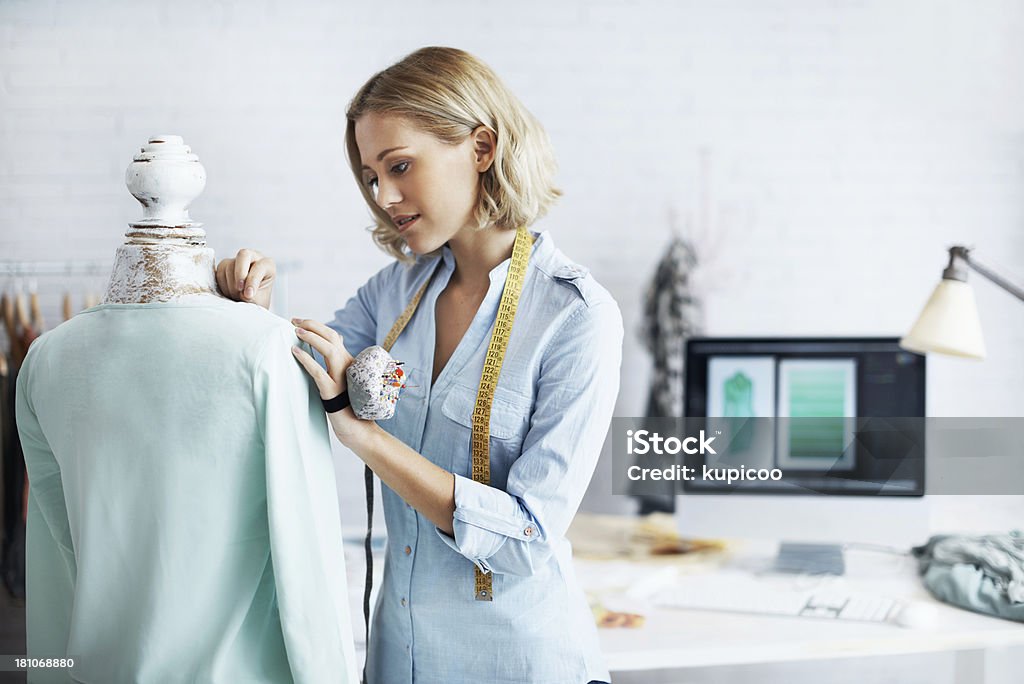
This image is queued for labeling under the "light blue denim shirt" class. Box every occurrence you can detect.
[328,230,622,684]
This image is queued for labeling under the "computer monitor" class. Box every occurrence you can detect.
[675,337,930,571]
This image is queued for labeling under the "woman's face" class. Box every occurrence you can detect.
[355,113,483,255]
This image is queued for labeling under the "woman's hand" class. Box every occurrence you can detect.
[215,249,276,309]
[289,318,371,446]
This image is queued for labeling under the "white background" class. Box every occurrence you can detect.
[3,2,1023,681]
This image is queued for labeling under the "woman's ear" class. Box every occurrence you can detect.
[471,126,496,173]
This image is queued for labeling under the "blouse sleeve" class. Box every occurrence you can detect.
[17,348,78,676]
[434,297,624,576]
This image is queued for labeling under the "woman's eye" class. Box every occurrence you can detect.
[365,177,379,195]
[391,161,409,175]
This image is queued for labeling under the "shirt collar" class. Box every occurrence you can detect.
[438,230,553,282]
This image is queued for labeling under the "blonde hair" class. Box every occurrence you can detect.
[345,46,561,261]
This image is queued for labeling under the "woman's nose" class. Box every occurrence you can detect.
[375,177,401,208]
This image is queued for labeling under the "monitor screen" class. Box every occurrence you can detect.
[682,337,926,497]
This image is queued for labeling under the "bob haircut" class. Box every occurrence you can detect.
[345,46,561,262]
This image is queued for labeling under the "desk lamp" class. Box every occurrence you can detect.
[900,246,1024,359]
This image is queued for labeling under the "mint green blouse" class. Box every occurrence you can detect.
[16,295,358,684]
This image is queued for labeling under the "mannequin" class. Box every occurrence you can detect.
[16,136,358,684]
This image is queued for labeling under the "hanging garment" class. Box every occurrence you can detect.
[0,353,12,597]
[16,294,358,684]
[62,292,73,323]
[640,236,703,417]
[634,237,704,513]
[0,351,6,546]
[1,309,33,600]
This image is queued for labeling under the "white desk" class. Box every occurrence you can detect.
[575,540,1024,684]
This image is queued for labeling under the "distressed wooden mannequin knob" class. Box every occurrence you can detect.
[125,134,207,236]
[105,135,218,303]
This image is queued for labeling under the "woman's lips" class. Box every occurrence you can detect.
[395,215,420,234]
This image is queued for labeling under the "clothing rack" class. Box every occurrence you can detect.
[0,260,112,278]
[0,260,299,276]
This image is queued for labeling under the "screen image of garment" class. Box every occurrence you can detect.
[16,294,357,684]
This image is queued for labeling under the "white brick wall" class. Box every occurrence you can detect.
[3,2,1023,679]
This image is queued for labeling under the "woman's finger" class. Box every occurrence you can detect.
[293,326,346,377]
[233,249,262,294]
[292,318,345,348]
[214,261,230,298]
[291,346,339,398]
[293,325,333,357]
[294,346,361,441]
[215,259,239,299]
[243,259,276,302]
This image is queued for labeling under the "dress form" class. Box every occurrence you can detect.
[105,135,218,304]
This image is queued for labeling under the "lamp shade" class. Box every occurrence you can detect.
[900,279,986,359]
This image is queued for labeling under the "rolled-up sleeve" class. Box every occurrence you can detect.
[435,298,624,576]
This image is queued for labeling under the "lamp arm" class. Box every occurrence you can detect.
[954,246,1024,303]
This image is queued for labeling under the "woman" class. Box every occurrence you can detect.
[218,47,622,684]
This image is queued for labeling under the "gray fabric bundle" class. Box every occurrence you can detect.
[912,530,1024,622]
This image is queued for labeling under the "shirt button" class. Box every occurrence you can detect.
[400,597,407,607]
[524,526,534,537]
[404,545,412,555]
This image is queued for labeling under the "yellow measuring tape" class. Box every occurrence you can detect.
[381,226,533,601]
